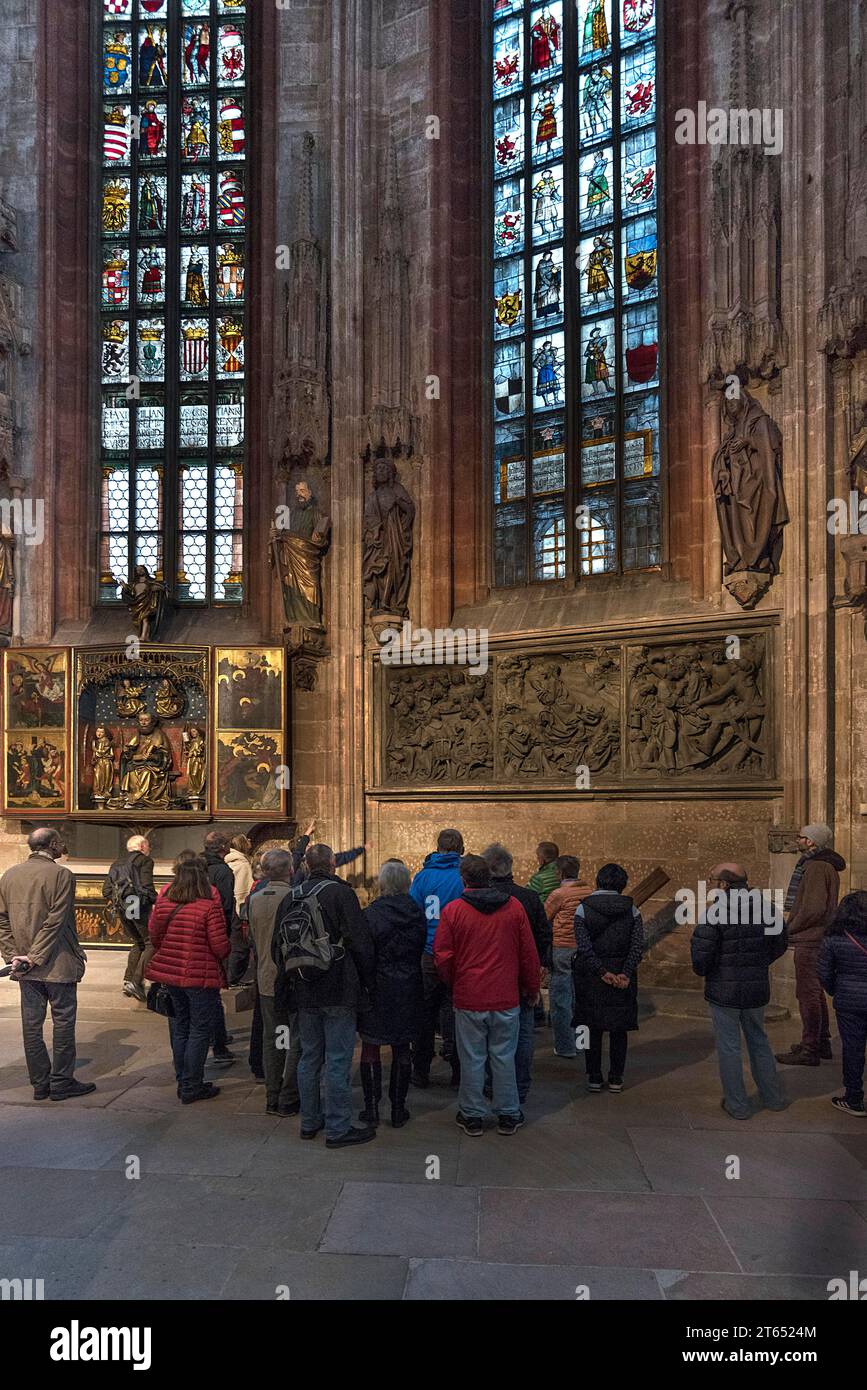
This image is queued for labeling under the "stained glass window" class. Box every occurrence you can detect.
[99,0,248,606]
[491,0,661,585]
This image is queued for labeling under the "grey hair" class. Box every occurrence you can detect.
[28,827,60,853]
[127,834,148,852]
[378,858,410,896]
[261,848,292,879]
[481,842,513,878]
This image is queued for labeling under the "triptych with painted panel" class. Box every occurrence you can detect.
[100,0,248,607]
[491,0,661,585]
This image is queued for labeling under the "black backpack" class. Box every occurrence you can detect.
[272,880,345,977]
[103,855,147,922]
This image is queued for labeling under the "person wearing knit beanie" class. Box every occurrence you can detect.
[799,824,833,851]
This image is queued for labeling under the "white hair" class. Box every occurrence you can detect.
[127,834,149,852]
[378,859,411,896]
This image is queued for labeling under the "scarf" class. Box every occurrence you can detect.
[784,851,813,913]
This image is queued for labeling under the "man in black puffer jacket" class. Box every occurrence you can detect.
[691,862,788,1119]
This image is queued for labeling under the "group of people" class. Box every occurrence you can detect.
[0,822,865,1138]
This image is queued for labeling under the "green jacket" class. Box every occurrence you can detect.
[528,860,560,905]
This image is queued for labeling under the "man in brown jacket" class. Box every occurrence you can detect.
[544,855,592,1058]
[0,827,94,1101]
[776,823,846,1067]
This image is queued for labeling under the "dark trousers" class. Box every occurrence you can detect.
[123,920,154,986]
[249,986,264,1077]
[836,1006,867,1107]
[226,924,250,986]
[794,945,830,1055]
[19,979,78,1089]
[260,993,300,1105]
[585,1027,628,1082]
[167,986,221,1097]
[212,998,230,1053]
[412,952,457,1078]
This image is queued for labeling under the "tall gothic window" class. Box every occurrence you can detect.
[99,0,247,607]
[491,0,661,586]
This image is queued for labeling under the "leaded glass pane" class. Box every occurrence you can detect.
[100,0,248,605]
[491,1,661,580]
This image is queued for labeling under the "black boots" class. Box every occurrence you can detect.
[358,1060,382,1124]
[389,1057,412,1128]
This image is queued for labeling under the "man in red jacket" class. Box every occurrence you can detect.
[434,854,540,1136]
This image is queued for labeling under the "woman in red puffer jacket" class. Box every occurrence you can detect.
[147,855,230,1105]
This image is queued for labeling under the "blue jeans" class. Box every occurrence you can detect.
[549,946,577,1055]
[166,986,221,1097]
[515,1001,535,1101]
[708,1003,785,1118]
[297,1006,358,1139]
[455,1007,521,1119]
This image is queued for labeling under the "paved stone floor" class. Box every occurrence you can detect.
[1,956,866,1300]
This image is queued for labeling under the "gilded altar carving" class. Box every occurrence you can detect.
[378,632,773,789]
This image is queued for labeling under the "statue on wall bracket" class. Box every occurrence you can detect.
[271,476,331,638]
[362,452,416,623]
[711,386,789,609]
[121,565,168,641]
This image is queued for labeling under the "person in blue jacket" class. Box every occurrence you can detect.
[409,828,465,1088]
[818,891,867,1117]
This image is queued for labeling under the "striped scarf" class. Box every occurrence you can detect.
[784,852,813,914]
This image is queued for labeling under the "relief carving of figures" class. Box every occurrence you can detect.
[711,389,789,608]
[272,477,331,632]
[498,651,620,779]
[386,668,493,783]
[362,456,415,619]
[627,639,768,777]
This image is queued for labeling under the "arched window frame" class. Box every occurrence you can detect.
[488,0,665,590]
[97,0,251,610]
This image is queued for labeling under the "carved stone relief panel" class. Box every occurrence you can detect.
[625,633,770,779]
[377,630,773,790]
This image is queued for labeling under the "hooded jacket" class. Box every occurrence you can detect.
[433,886,541,1011]
[818,923,867,1015]
[787,849,846,945]
[225,848,253,914]
[491,874,553,966]
[360,893,427,1044]
[690,884,788,1010]
[572,891,644,1033]
[409,851,464,953]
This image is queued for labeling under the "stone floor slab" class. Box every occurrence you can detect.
[221,1250,409,1300]
[0,1168,132,1239]
[0,1105,163,1169]
[706,1196,867,1276]
[405,1258,663,1300]
[89,1172,343,1251]
[0,1235,240,1300]
[478,1189,739,1271]
[94,1110,276,1177]
[456,1116,650,1191]
[628,1126,867,1199]
[320,1180,479,1258]
[243,1119,462,1185]
[659,1270,835,1300]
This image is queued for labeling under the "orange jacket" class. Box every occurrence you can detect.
[545,880,593,949]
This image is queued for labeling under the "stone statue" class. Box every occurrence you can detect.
[711,390,789,606]
[0,527,14,637]
[182,724,206,803]
[121,565,167,640]
[91,724,116,804]
[362,456,415,618]
[272,478,331,631]
[120,710,173,809]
